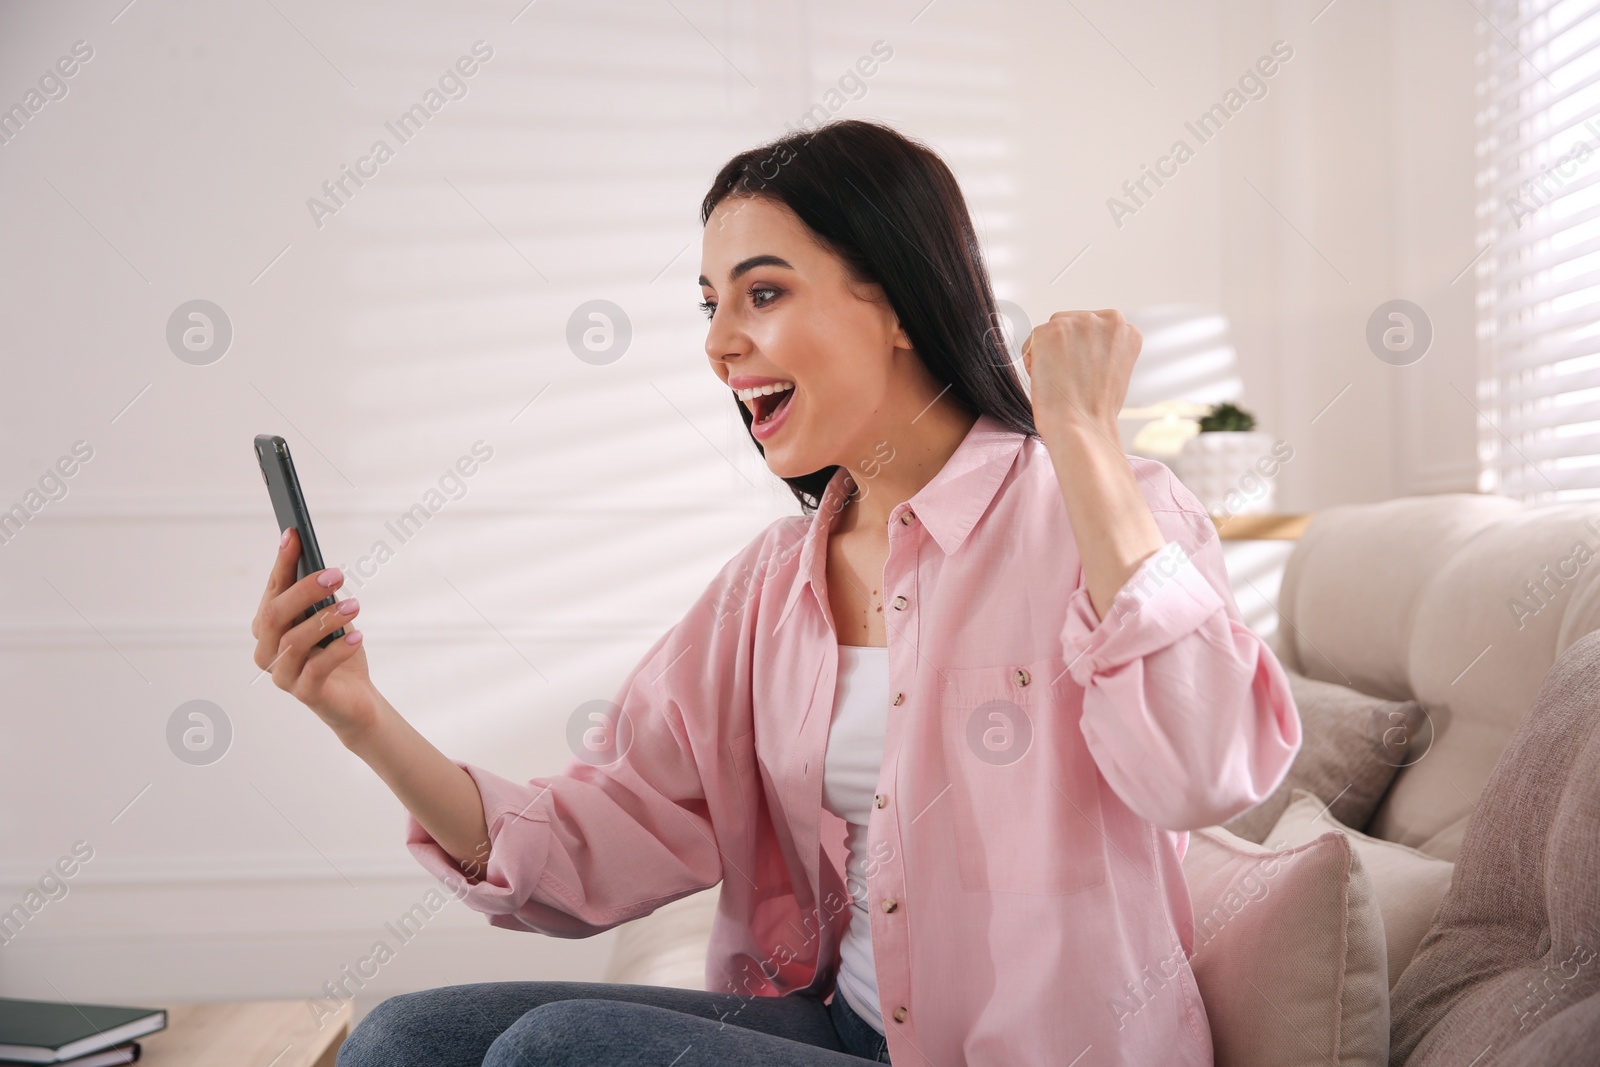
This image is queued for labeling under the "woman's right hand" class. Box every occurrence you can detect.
[252,528,379,745]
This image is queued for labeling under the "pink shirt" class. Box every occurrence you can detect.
[406,412,1302,1066]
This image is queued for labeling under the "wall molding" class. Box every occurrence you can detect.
[0,621,669,649]
[11,495,783,521]
[0,852,427,890]
[0,922,616,1007]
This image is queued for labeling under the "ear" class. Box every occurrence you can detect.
[888,313,913,352]
[860,276,911,351]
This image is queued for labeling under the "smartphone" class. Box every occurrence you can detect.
[254,434,345,649]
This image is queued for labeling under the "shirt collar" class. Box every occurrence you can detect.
[771,411,1028,635]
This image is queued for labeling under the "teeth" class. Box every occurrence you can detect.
[734,381,795,404]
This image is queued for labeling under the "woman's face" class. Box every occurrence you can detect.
[700,195,911,480]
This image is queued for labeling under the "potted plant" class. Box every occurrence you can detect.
[1173,402,1279,517]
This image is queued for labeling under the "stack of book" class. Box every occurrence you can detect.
[0,998,165,1065]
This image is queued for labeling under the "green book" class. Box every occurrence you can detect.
[0,999,165,1064]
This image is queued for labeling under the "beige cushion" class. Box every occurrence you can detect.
[601,885,720,988]
[1273,494,1519,698]
[1389,628,1600,1067]
[1274,494,1600,863]
[1372,505,1600,859]
[1265,789,1454,990]
[1182,824,1389,1066]
[1223,671,1424,844]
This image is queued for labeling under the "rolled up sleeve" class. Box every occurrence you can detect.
[405,531,773,938]
[404,746,721,939]
[1063,511,1302,832]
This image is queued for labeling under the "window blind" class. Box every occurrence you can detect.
[1478,0,1600,502]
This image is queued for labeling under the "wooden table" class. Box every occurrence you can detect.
[138,1000,351,1067]
[1212,512,1312,540]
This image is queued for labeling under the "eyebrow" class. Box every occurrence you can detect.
[698,254,794,288]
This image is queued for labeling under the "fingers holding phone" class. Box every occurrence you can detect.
[252,527,379,741]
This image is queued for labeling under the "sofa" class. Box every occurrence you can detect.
[600,493,1600,1065]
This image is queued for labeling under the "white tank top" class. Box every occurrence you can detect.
[820,642,891,1035]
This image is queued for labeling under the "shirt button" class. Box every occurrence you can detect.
[893,1007,908,1023]
[892,692,904,706]
[900,510,915,525]
[1014,667,1031,687]
[882,897,898,913]
[875,793,887,808]
[892,595,908,611]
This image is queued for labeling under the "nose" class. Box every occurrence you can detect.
[705,309,749,367]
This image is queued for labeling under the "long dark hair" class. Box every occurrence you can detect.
[700,119,1037,514]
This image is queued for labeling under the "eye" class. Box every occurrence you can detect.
[749,285,780,308]
[697,299,716,321]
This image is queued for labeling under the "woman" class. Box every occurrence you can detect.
[254,119,1301,1066]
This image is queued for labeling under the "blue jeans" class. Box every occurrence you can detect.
[338,980,893,1066]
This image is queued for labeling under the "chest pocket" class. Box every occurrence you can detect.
[936,659,1108,895]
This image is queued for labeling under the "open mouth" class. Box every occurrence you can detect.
[738,381,796,426]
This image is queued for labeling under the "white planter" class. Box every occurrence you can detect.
[1173,431,1277,517]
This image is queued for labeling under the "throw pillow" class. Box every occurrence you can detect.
[1266,788,1455,990]
[1183,824,1389,1066]
[1223,669,1426,843]
[1389,628,1600,1067]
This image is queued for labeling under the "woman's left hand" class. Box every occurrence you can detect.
[1020,309,1143,441]
[1020,308,1165,621]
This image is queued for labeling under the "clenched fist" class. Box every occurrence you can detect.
[1020,309,1143,441]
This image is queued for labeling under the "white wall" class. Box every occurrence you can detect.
[0,0,1479,1011]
